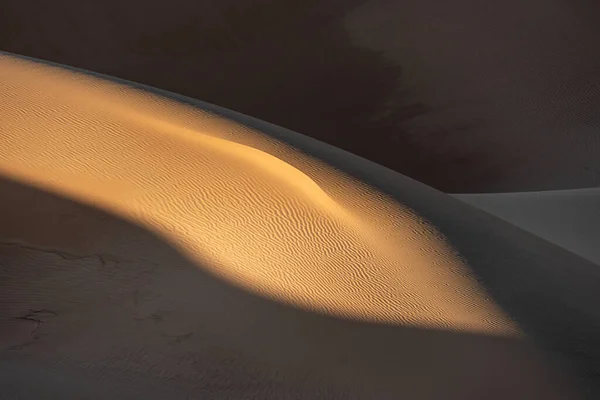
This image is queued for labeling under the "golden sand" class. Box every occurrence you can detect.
[0,54,518,335]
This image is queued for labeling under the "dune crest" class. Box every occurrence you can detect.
[0,54,518,335]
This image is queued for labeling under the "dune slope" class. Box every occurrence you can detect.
[455,188,600,266]
[2,0,600,192]
[1,53,600,398]
[0,54,514,333]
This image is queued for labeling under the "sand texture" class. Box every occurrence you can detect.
[1,0,600,192]
[1,53,599,398]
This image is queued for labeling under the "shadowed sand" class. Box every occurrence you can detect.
[455,188,600,266]
[1,53,599,398]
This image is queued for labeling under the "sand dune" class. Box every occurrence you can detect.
[0,54,515,334]
[455,188,600,266]
[2,0,600,192]
[1,53,600,398]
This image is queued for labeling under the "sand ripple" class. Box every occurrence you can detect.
[0,54,518,335]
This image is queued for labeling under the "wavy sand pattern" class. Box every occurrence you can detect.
[1,54,597,398]
[0,54,516,334]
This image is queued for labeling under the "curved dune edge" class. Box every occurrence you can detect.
[0,54,520,336]
[455,188,600,266]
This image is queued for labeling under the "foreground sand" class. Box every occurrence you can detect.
[455,188,600,266]
[0,53,599,398]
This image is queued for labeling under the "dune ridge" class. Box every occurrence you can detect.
[0,54,517,334]
[3,0,600,192]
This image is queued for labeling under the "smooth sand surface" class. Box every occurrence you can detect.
[1,53,600,398]
[455,188,600,266]
[2,0,600,193]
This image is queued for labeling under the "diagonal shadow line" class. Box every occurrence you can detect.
[0,170,587,398]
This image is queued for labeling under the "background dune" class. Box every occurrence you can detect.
[2,0,600,192]
[455,188,600,265]
[1,53,600,398]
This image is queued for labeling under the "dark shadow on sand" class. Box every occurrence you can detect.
[0,174,590,398]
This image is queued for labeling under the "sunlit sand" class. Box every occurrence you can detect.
[1,53,597,398]
[0,54,517,334]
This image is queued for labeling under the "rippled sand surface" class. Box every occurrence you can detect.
[0,54,597,399]
[0,54,517,334]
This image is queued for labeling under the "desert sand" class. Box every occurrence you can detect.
[2,0,600,193]
[456,188,600,266]
[1,53,599,398]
